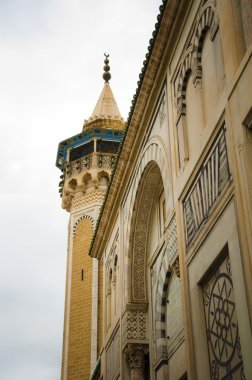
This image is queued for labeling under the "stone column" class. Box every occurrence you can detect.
[125,344,148,380]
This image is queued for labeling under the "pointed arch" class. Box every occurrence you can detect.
[177,48,193,115]
[123,139,172,302]
[192,1,216,83]
[176,1,217,113]
[73,214,95,236]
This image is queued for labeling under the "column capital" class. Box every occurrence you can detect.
[125,343,149,370]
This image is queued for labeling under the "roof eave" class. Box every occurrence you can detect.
[89,0,191,259]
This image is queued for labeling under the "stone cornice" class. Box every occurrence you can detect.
[89,0,191,259]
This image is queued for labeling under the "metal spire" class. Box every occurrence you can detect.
[102,53,111,83]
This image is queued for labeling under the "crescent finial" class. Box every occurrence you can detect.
[103,53,111,83]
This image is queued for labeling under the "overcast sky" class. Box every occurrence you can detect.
[0,1,162,379]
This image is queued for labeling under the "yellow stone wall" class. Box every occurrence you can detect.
[66,218,93,380]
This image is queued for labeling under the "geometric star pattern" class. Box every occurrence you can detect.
[209,274,237,365]
[202,254,245,380]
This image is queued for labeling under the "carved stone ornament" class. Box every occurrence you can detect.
[202,254,245,379]
[125,344,149,370]
[122,306,148,346]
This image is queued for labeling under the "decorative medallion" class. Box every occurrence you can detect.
[202,255,245,379]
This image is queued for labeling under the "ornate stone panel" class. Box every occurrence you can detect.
[122,306,148,348]
[202,254,245,379]
[183,126,231,246]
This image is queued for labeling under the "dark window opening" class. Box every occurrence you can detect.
[69,141,94,161]
[96,140,119,154]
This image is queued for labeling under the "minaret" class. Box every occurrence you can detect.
[56,55,125,380]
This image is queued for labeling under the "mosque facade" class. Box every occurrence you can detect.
[56,0,252,379]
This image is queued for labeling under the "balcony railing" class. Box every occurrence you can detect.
[65,152,117,177]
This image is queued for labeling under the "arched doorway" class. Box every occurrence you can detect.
[124,161,166,380]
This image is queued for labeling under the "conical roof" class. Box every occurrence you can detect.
[91,83,122,119]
